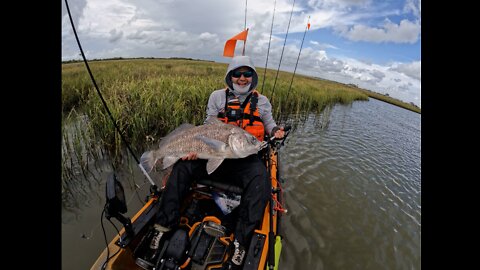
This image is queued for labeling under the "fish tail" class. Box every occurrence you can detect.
[140,150,158,173]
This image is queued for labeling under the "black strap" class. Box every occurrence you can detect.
[224,88,253,109]
[249,93,258,125]
[219,89,261,124]
[242,114,262,122]
[241,92,253,108]
[224,88,230,112]
[217,112,261,122]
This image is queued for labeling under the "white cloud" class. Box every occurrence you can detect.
[109,29,123,42]
[280,53,421,106]
[389,61,421,80]
[62,0,88,29]
[310,40,338,49]
[404,0,421,18]
[79,0,137,38]
[126,30,147,40]
[199,32,218,41]
[307,0,372,9]
[62,0,421,106]
[339,19,420,43]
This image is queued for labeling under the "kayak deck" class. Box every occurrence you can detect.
[91,148,284,270]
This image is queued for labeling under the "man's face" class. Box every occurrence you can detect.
[231,67,253,86]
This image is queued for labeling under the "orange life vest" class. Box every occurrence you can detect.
[217,89,265,141]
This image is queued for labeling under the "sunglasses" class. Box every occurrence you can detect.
[231,70,253,78]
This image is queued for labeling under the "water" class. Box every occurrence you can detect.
[61,98,421,269]
[279,98,420,269]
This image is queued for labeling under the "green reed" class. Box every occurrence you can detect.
[62,58,368,172]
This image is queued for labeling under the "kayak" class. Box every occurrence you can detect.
[90,134,288,270]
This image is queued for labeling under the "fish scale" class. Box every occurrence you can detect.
[160,125,232,156]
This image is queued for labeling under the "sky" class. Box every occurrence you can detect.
[62,0,421,107]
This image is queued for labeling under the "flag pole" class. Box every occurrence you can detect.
[242,29,248,56]
[243,0,248,56]
[242,28,248,56]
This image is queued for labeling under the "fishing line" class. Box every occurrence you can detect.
[64,0,156,188]
[269,0,296,104]
[243,0,248,56]
[286,16,310,100]
[65,1,157,255]
[280,16,310,122]
[261,0,277,93]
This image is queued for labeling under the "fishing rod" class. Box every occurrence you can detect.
[279,16,310,122]
[64,0,156,188]
[261,0,277,92]
[269,0,296,104]
[244,0,248,30]
[243,0,248,55]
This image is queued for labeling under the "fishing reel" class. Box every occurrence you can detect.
[262,125,292,149]
[276,125,291,148]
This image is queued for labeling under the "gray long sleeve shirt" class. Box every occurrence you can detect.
[205,89,277,135]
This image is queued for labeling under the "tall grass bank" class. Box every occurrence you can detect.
[61,58,368,181]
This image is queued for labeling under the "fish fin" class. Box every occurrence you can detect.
[140,150,158,173]
[162,156,179,169]
[206,158,224,174]
[175,123,196,130]
[195,135,227,152]
[159,123,196,148]
[205,118,223,125]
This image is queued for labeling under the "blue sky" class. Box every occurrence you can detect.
[62,0,421,106]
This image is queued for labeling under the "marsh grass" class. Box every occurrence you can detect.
[62,58,368,179]
[352,87,421,113]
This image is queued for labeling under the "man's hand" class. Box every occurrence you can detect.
[181,152,198,160]
[274,127,285,139]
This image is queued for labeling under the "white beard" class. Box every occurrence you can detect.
[232,83,251,95]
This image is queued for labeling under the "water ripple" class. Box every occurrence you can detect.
[280,99,420,269]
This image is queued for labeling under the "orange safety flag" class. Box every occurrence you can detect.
[307,22,311,30]
[223,29,249,57]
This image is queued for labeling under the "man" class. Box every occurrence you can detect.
[150,55,285,269]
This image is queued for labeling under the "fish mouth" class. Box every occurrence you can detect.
[260,141,268,150]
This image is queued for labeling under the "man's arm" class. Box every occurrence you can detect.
[257,95,277,135]
[204,89,225,124]
[258,95,285,138]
